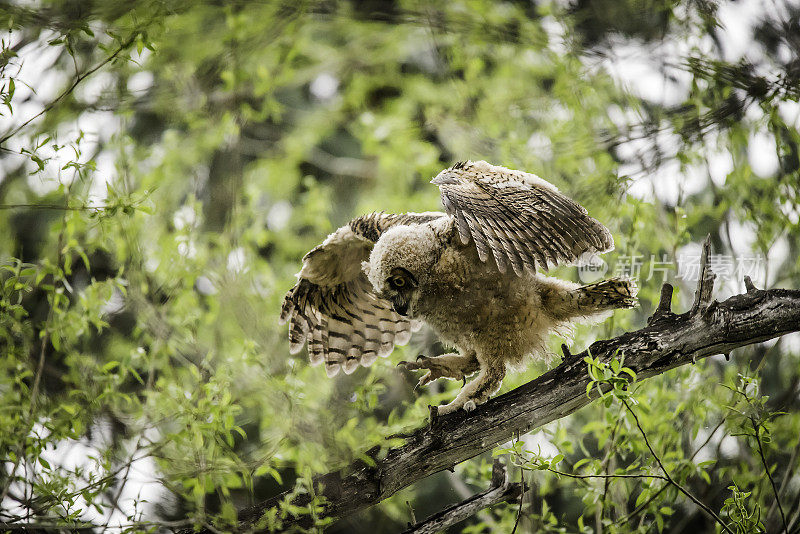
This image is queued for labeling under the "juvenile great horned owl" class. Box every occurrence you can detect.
[280,161,637,415]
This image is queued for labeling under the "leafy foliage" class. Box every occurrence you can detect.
[0,0,798,533]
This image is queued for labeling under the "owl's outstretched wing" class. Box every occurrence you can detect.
[432,160,614,275]
[279,211,444,377]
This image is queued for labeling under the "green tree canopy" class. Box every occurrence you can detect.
[0,0,798,532]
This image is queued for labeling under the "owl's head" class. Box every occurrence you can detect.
[364,224,439,317]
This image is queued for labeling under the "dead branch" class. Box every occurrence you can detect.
[399,459,523,534]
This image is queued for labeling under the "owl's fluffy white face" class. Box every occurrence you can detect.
[365,224,439,315]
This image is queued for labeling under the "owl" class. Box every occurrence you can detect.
[280,160,637,415]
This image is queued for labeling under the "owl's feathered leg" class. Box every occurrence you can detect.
[540,277,638,321]
[398,350,479,387]
[435,359,506,415]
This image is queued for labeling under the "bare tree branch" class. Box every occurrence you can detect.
[193,237,800,532]
[399,459,522,534]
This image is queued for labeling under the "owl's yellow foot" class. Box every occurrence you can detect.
[435,398,478,415]
[434,361,505,415]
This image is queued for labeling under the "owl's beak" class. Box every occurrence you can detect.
[392,300,409,316]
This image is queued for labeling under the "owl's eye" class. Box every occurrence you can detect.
[389,276,406,289]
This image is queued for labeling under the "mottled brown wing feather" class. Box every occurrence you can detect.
[435,162,614,275]
[279,211,441,376]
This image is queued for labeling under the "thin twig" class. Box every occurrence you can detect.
[598,414,624,531]
[613,417,728,529]
[622,399,735,534]
[0,182,74,506]
[767,436,800,526]
[689,418,727,461]
[611,484,670,528]
[751,417,789,533]
[510,467,524,534]
[547,469,668,481]
[0,203,107,211]
[785,484,800,533]
[101,436,147,530]
[0,34,137,147]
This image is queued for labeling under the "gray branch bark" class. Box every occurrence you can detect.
[400,459,523,534]
[204,238,800,532]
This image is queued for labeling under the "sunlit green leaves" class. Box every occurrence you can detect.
[0,0,798,532]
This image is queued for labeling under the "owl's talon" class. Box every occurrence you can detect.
[463,400,476,412]
[415,371,434,390]
[436,401,465,415]
[428,405,439,425]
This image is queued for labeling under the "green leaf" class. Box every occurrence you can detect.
[635,489,650,508]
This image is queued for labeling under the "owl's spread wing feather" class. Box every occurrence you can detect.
[279,211,442,376]
[433,160,614,275]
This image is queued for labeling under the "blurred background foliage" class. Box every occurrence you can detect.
[0,0,798,532]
